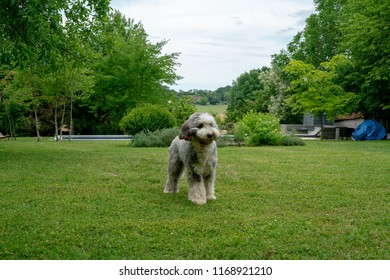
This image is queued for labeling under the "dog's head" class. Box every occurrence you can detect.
[179,112,220,144]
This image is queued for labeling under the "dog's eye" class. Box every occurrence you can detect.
[198,124,204,129]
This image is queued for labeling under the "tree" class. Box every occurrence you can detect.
[3,66,47,140]
[0,0,111,138]
[0,0,110,68]
[281,0,390,128]
[0,69,24,138]
[88,11,181,133]
[168,97,197,125]
[1,5,182,136]
[340,0,390,126]
[261,66,301,124]
[284,56,357,137]
[287,0,345,67]
[227,67,269,121]
[45,61,94,140]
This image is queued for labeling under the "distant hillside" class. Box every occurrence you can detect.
[196,104,228,114]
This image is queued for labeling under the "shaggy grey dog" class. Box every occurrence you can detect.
[164,112,219,205]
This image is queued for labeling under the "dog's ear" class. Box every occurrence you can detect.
[179,120,196,140]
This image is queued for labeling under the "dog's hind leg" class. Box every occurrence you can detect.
[164,156,184,194]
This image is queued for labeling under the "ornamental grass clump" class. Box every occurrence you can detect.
[131,127,180,147]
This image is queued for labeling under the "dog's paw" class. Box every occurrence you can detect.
[207,195,216,201]
[164,186,179,193]
[164,189,179,194]
[190,198,207,205]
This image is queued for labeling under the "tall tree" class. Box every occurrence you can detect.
[88,11,181,133]
[0,0,111,137]
[284,55,357,135]
[340,0,390,125]
[287,0,345,67]
[227,67,269,121]
[0,0,110,67]
[3,67,46,140]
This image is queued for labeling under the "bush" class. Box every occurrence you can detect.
[131,127,180,147]
[282,133,305,146]
[119,104,176,135]
[168,97,197,125]
[234,112,283,146]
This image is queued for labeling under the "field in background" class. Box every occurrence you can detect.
[0,139,389,259]
[196,104,228,114]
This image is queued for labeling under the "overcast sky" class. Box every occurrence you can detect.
[110,0,315,91]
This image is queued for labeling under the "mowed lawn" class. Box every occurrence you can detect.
[0,138,389,260]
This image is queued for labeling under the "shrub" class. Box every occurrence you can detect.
[234,112,283,146]
[168,97,197,125]
[119,104,176,135]
[282,133,305,146]
[131,127,180,147]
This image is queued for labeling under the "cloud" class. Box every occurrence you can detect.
[110,0,314,90]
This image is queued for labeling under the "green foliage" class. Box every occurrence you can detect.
[234,112,283,146]
[176,86,231,106]
[275,0,389,127]
[3,0,390,136]
[340,0,390,120]
[288,0,345,67]
[281,133,305,146]
[259,61,302,124]
[168,97,197,125]
[119,104,176,135]
[0,0,110,67]
[284,56,357,120]
[88,11,181,132]
[131,127,180,147]
[1,6,181,136]
[227,68,269,121]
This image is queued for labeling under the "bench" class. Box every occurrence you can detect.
[0,132,10,140]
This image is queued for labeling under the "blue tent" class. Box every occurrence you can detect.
[352,120,387,140]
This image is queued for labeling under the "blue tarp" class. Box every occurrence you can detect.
[352,120,387,140]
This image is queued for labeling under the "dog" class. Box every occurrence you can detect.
[164,112,219,205]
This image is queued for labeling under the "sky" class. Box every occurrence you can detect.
[110,0,315,91]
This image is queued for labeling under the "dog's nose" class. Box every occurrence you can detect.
[207,133,213,138]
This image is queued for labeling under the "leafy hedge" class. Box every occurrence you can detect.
[234,111,304,146]
[119,104,176,135]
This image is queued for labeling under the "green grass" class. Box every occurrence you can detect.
[0,138,389,260]
[196,104,228,114]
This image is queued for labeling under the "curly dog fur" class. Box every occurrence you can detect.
[164,112,219,205]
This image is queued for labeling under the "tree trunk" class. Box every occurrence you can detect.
[0,91,3,115]
[7,112,16,140]
[69,78,74,141]
[69,97,73,141]
[60,100,66,139]
[34,108,41,142]
[5,101,16,140]
[54,100,59,141]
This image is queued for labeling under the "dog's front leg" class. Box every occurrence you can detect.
[187,172,207,205]
[204,173,216,201]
